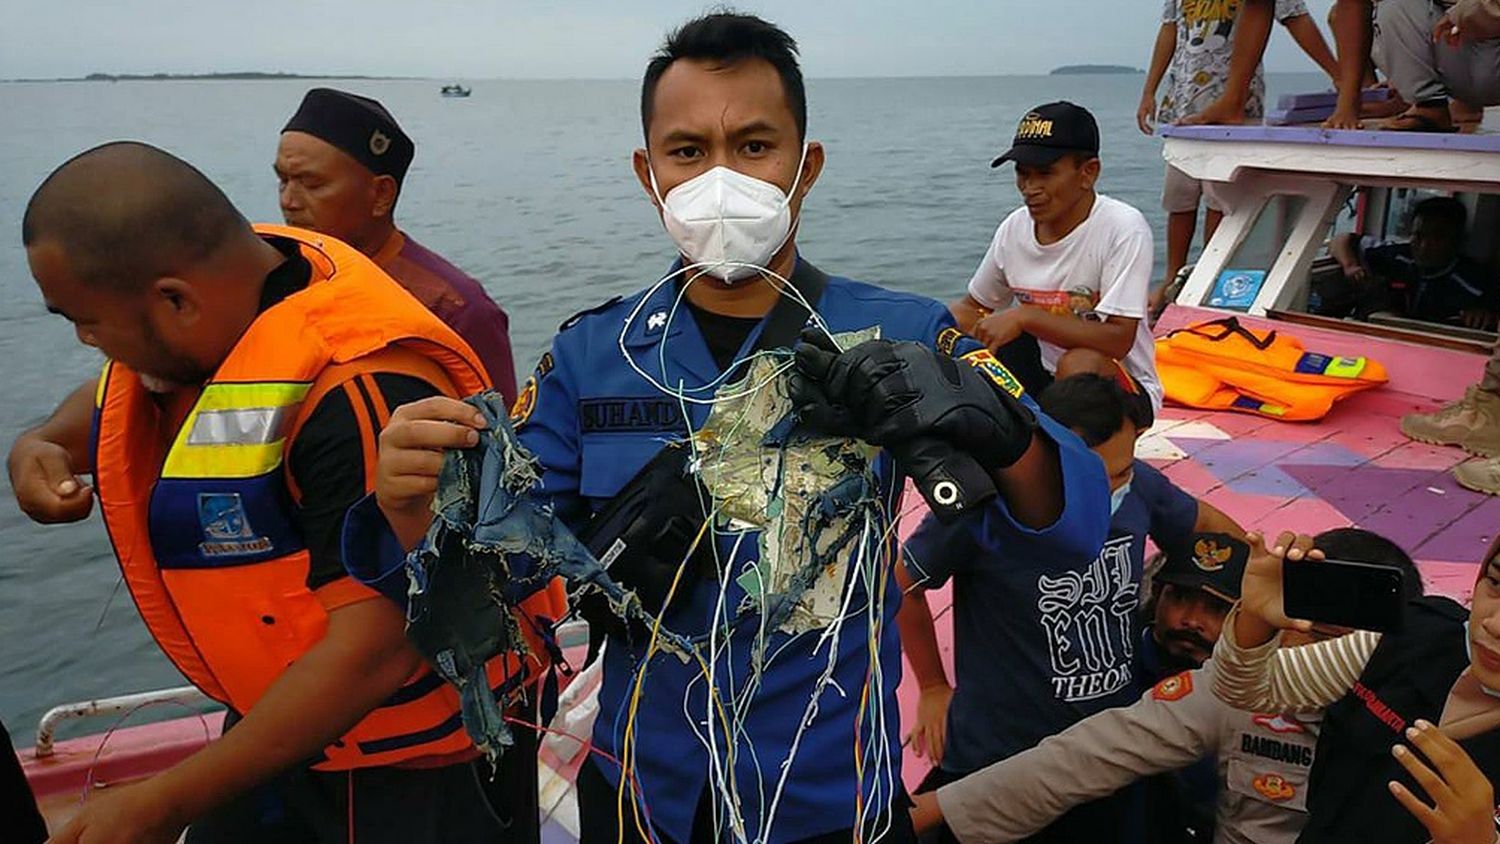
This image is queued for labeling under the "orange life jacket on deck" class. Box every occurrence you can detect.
[93,224,566,771]
[1155,317,1388,421]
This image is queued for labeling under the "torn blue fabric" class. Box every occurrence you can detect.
[370,391,680,762]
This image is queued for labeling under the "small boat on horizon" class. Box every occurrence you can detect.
[440,83,471,98]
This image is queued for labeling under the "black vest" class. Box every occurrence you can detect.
[1299,596,1500,843]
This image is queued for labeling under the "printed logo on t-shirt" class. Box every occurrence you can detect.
[1013,286,1101,319]
[1037,535,1140,702]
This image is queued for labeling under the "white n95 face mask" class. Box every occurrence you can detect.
[650,145,807,283]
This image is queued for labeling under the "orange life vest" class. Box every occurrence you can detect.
[1155,317,1388,421]
[93,224,565,770]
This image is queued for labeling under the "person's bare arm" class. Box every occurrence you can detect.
[1008,310,1137,360]
[1139,22,1178,134]
[1182,0,1275,124]
[895,564,953,764]
[8,378,98,523]
[995,434,1064,529]
[1194,499,1245,537]
[48,598,425,843]
[1330,232,1368,281]
[949,294,991,335]
[1281,12,1340,79]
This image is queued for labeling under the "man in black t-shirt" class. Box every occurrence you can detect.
[1323,196,1496,328]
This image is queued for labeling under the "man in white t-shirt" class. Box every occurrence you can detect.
[951,101,1164,422]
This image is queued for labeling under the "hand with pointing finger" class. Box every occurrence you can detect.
[1389,720,1498,844]
[8,433,94,524]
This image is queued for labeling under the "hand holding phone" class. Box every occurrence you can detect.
[1234,531,1322,647]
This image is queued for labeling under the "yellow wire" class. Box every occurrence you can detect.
[617,516,713,844]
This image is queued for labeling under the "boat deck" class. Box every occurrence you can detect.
[895,304,1497,790]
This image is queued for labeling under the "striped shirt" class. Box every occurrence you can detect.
[1212,606,1383,713]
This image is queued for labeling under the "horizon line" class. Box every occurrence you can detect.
[1,68,1329,84]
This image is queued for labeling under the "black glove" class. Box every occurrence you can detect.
[790,330,1037,469]
[789,331,1038,521]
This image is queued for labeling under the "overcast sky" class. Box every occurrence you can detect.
[1,0,1338,80]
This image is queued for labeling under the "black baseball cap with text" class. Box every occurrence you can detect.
[991,101,1101,168]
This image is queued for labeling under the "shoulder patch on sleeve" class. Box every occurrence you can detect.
[1152,670,1194,702]
[558,296,623,332]
[510,376,538,426]
[936,326,963,357]
[958,349,1025,398]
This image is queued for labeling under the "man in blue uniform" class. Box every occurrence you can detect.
[362,13,1109,843]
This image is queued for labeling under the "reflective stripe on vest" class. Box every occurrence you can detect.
[92,224,559,770]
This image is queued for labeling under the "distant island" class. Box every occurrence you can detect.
[81,72,386,82]
[3,71,396,83]
[1050,65,1144,75]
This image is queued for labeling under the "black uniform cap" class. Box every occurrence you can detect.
[282,88,414,183]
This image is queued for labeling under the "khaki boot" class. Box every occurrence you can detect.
[1455,456,1500,496]
[1402,387,1500,456]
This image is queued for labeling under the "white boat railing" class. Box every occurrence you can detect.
[33,686,214,758]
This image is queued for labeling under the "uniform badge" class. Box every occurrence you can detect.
[1152,671,1193,702]
[1194,537,1234,571]
[369,130,391,155]
[510,376,538,426]
[1252,713,1307,735]
[534,352,555,379]
[197,493,272,558]
[936,326,963,356]
[958,349,1025,398]
[646,310,669,333]
[1252,773,1297,802]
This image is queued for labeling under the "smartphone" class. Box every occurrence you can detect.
[1282,558,1406,633]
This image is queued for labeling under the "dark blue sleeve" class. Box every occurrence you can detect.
[340,492,413,610]
[902,510,983,587]
[1134,461,1200,552]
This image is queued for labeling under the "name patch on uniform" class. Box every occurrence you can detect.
[959,349,1025,398]
[197,492,273,558]
[1152,671,1193,702]
[580,398,684,434]
[1240,734,1314,766]
[1252,773,1297,802]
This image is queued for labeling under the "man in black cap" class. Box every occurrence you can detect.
[277,88,517,404]
[948,101,1162,426]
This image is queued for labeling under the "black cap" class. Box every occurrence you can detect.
[1156,532,1249,603]
[282,88,414,184]
[991,101,1100,168]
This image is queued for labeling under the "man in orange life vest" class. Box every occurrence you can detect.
[9,142,546,844]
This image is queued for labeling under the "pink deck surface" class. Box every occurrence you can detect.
[896,305,1496,790]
